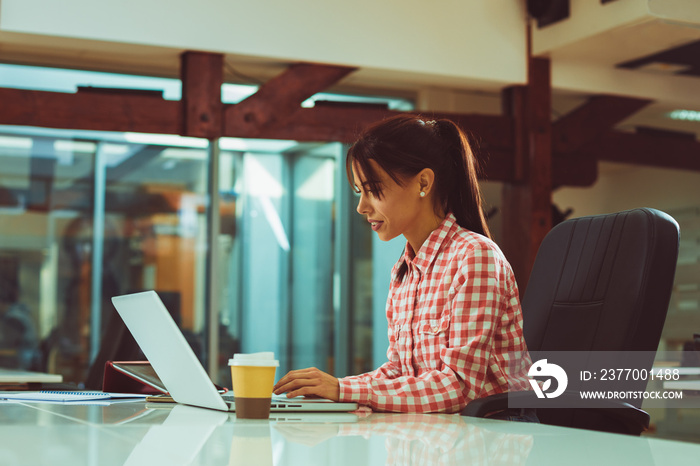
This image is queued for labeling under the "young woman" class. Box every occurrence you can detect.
[273,114,532,414]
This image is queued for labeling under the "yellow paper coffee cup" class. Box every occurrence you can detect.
[229,352,279,419]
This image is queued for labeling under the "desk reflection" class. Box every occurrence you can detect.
[230,419,274,466]
[6,400,688,466]
[124,405,227,466]
[273,413,533,466]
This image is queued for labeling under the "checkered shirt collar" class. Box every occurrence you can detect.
[401,212,458,274]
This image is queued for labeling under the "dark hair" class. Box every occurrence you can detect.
[346,114,491,281]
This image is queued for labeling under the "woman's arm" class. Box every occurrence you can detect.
[273,291,404,399]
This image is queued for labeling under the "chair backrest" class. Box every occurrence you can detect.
[523,207,679,354]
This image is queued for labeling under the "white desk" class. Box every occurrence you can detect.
[1,400,699,465]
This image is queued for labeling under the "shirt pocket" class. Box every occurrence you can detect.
[418,315,450,336]
[414,315,451,369]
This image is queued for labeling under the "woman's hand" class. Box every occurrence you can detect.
[273,367,340,401]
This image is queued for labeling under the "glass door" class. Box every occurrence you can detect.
[215,143,340,384]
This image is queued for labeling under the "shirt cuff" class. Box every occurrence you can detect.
[338,375,371,406]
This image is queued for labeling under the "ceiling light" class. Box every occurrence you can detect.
[667,109,700,121]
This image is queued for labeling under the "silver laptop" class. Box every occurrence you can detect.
[111,291,358,413]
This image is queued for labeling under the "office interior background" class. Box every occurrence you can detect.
[1,0,700,443]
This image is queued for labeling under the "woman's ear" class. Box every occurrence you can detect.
[417,168,436,195]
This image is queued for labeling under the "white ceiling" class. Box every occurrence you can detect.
[532,1,700,135]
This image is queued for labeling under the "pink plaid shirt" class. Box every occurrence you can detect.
[338,213,531,413]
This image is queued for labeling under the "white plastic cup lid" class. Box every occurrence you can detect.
[228,352,279,367]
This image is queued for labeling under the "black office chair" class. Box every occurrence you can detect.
[462,207,680,435]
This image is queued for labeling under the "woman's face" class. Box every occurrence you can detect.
[352,160,424,243]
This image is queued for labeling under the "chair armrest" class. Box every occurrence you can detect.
[575,402,650,435]
[462,390,650,435]
[461,391,537,417]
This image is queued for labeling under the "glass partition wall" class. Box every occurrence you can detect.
[0,128,211,383]
[216,144,343,382]
[0,61,417,387]
[0,125,369,387]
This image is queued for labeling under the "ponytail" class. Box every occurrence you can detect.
[433,119,491,240]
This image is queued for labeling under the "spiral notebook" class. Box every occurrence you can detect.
[0,390,148,402]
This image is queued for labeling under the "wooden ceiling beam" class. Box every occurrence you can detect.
[226,103,516,181]
[0,83,516,181]
[0,87,180,134]
[0,82,594,185]
[552,95,652,154]
[223,104,391,141]
[548,95,652,188]
[591,129,700,171]
[227,104,513,145]
[5,57,690,187]
[224,63,357,137]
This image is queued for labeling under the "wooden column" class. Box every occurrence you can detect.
[180,51,224,138]
[501,57,552,292]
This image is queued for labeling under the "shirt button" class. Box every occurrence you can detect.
[433,326,439,333]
